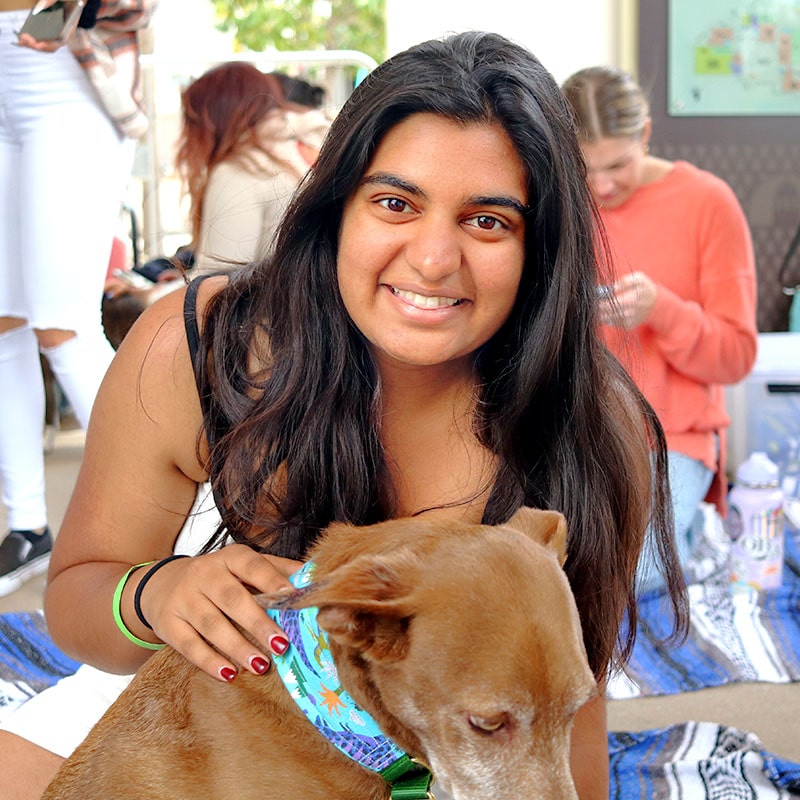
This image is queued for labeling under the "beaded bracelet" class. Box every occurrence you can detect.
[112,562,164,651]
[133,554,190,630]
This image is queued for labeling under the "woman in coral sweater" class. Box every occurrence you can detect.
[563,66,758,592]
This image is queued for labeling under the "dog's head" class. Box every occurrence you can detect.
[263,508,595,800]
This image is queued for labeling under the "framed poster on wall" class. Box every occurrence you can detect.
[668,0,800,115]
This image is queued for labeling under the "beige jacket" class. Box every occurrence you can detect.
[192,109,332,275]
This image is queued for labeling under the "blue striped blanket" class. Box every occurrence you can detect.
[608,504,800,698]
[0,610,80,713]
[2,511,799,797]
[610,723,800,798]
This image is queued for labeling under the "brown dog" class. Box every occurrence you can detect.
[43,508,596,799]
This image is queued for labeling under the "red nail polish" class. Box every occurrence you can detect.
[269,634,290,655]
[250,656,270,674]
[219,666,237,682]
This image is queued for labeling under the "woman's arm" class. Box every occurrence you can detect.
[616,177,757,386]
[44,283,299,681]
[571,690,609,800]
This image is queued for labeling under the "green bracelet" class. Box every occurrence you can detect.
[112,562,165,651]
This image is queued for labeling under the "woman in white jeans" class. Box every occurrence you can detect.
[0,0,156,601]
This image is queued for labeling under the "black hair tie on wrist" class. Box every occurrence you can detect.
[133,555,190,630]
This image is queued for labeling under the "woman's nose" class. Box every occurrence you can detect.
[589,172,614,198]
[404,215,462,280]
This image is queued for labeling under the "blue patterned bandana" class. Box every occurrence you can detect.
[266,562,406,773]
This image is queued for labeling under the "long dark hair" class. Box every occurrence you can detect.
[194,31,687,677]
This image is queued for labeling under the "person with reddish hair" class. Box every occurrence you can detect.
[175,62,332,275]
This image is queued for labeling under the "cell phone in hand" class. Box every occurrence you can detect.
[18,0,86,43]
[596,285,614,299]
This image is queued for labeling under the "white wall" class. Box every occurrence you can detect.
[150,1,232,57]
[148,0,629,83]
[386,0,631,84]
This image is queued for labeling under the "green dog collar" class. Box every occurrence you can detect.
[380,754,434,799]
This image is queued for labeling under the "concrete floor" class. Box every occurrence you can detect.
[1,428,799,763]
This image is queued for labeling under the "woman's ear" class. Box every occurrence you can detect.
[641,117,653,152]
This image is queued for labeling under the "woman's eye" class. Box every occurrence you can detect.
[465,214,505,231]
[378,197,410,213]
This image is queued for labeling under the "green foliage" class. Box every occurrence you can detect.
[211,0,386,64]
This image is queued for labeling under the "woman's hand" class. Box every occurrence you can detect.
[598,271,658,330]
[132,545,303,683]
[16,30,64,51]
[16,0,75,52]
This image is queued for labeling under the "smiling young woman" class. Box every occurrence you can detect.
[0,33,687,800]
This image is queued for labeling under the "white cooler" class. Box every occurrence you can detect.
[725,332,800,487]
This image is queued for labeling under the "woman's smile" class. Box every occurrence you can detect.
[387,284,465,311]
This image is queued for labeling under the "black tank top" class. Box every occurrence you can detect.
[183,276,204,373]
[183,276,218,451]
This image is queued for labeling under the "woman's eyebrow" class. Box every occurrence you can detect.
[361,172,424,197]
[360,172,529,215]
[470,195,529,216]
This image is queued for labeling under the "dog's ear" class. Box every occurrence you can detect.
[504,507,568,566]
[290,549,421,663]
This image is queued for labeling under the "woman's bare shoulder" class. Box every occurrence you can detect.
[96,277,230,465]
[192,274,230,324]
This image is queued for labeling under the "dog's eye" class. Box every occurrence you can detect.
[468,714,505,734]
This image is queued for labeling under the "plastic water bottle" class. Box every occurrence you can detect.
[726,451,785,592]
